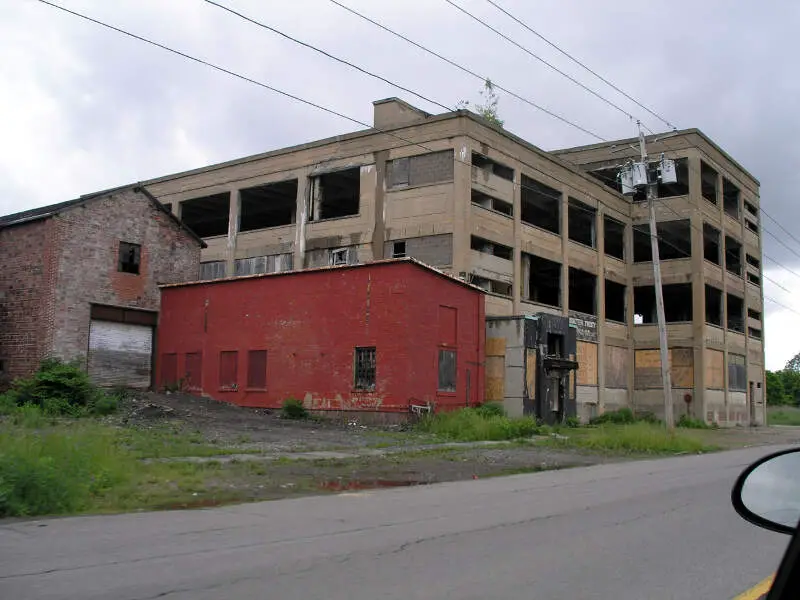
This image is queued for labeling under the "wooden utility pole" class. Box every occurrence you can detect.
[638,122,674,430]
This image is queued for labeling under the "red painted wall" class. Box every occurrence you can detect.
[156,261,485,413]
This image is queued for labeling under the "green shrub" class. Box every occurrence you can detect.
[418,407,540,441]
[0,424,135,517]
[590,407,636,425]
[281,398,309,420]
[92,393,120,416]
[4,359,102,416]
[12,404,48,428]
[473,402,506,418]
[0,393,15,416]
[676,414,711,429]
[564,416,581,428]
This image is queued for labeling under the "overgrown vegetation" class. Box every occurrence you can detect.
[281,398,309,420]
[590,407,658,426]
[418,406,540,441]
[545,422,717,455]
[0,358,120,417]
[767,405,800,426]
[457,79,504,128]
[676,414,712,429]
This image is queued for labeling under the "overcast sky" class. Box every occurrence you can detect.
[3,0,799,369]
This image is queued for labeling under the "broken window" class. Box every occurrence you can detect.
[354,347,376,391]
[588,168,623,194]
[219,351,238,389]
[568,198,596,248]
[471,235,513,260]
[239,180,297,231]
[472,152,514,181]
[701,161,718,204]
[525,254,561,307]
[521,175,561,234]
[705,285,723,326]
[747,272,761,287]
[725,236,742,276]
[657,220,692,260]
[569,267,596,315]
[727,294,744,333]
[748,308,762,321]
[181,192,230,237]
[745,219,759,234]
[246,350,267,390]
[723,178,740,219]
[746,254,761,269]
[604,216,625,261]
[392,241,407,258]
[634,283,692,324]
[200,261,226,280]
[728,354,746,391]
[471,275,512,296]
[234,254,293,277]
[118,242,141,274]
[633,225,652,262]
[438,349,457,392]
[471,189,513,216]
[748,327,762,339]
[657,157,689,198]
[546,333,564,357]
[744,200,758,218]
[329,247,355,266]
[605,279,626,322]
[703,223,721,264]
[310,167,360,221]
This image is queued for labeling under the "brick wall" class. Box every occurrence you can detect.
[47,189,201,365]
[0,219,57,384]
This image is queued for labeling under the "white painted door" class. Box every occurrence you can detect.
[87,320,153,388]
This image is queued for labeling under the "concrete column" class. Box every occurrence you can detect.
[596,206,606,413]
[225,188,240,277]
[625,220,635,410]
[689,156,706,421]
[452,137,472,277]
[561,190,569,316]
[294,169,310,270]
[719,171,729,422]
[512,167,522,314]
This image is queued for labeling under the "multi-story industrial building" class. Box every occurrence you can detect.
[143,97,765,425]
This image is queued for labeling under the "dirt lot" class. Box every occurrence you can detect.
[103,392,800,511]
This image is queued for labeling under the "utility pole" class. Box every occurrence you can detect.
[638,121,674,430]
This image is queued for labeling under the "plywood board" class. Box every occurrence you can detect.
[576,342,598,386]
[605,345,629,389]
[485,356,505,402]
[635,349,663,389]
[485,337,506,357]
[671,348,694,388]
[705,348,724,389]
[525,349,536,398]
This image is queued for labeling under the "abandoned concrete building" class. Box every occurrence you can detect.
[141,97,764,425]
[0,186,203,389]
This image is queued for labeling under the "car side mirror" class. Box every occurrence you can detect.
[732,448,800,535]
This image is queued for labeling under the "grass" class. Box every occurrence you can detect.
[542,422,719,455]
[767,405,800,426]
[418,407,541,441]
[116,425,262,459]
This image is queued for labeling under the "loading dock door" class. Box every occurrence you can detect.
[88,320,153,388]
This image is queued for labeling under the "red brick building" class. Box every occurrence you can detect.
[156,259,485,415]
[0,186,203,388]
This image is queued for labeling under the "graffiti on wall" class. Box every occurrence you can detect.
[303,392,385,411]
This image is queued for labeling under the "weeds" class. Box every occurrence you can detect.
[418,407,540,441]
[767,405,800,426]
[281,398,309,420]
[544,422,717,455]
[676,414,713,429]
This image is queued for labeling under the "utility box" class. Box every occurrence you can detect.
[619,165,635,195]
[631,162,649,187]
[658,156,678,184]
[485,314,578,424]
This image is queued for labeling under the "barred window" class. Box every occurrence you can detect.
[438,349,457,392]
[354,347,376,391]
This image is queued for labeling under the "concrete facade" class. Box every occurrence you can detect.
[143,98,764,425]
[0,187,203,388]
[156,259,485,416]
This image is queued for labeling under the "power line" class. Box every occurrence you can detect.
[200,0,453,114]
[482,0,674,131]
[442,0,637,123]
[760,207,800,251]
[327,0,605,141]
[764,256,800,283]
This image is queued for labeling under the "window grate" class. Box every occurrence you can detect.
[354,347,376,391]
[438,349,457,392]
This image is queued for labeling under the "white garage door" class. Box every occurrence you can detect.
[88,320,153,388]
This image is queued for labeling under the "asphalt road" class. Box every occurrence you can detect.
[0,446,793,600]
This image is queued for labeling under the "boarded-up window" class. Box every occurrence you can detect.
[705,348,724,389]
[161,353,177,388]
[635,348,693,389]
[485,338,506,402]
[605,346,628,388]
[185,352,202,390]
[576,342,598,386]
[438,349,457,392]
[219,351,238,389]
[387,150,454,189]
[354,347,376,391]
[439,306,457,346]
[729,354,746,391]
[247,350,267,389]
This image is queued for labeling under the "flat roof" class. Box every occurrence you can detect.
[160,257,486,294]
